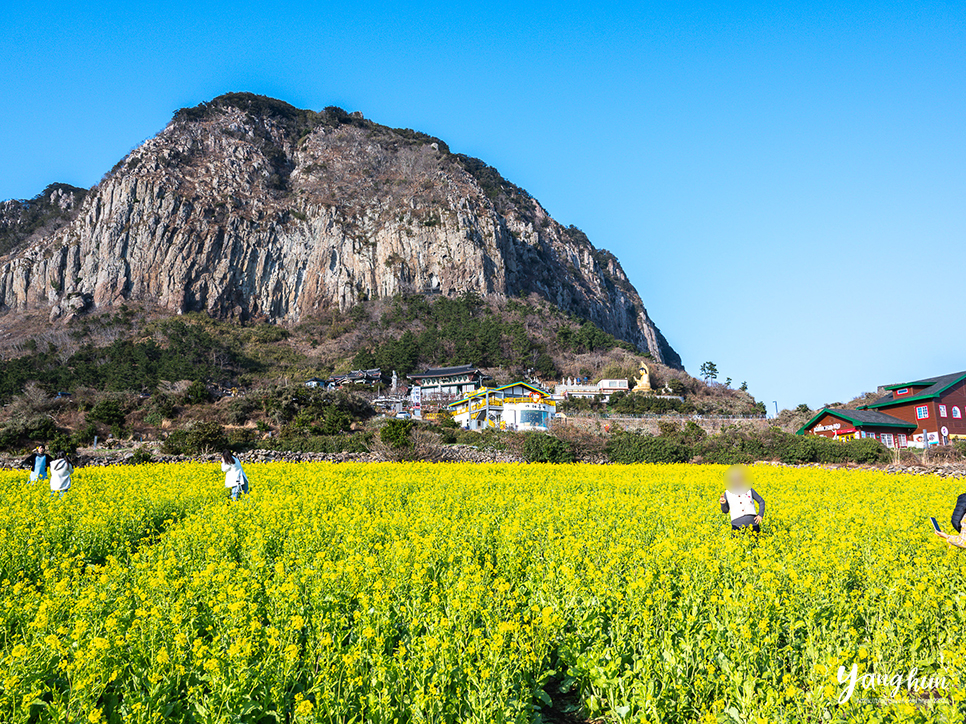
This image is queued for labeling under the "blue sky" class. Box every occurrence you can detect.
[1,0,964,409]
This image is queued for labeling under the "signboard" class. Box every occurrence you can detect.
[814,422,842,433]
[411,385,422,419]
[941,426,949,436]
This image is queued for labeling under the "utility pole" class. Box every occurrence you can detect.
[773,401,779,418]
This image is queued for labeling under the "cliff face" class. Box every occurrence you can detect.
[0,93,682,367]
[0,183,87,257]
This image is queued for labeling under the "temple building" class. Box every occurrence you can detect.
[406,364,488,399]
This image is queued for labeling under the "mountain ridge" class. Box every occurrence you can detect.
[0,92,682,368]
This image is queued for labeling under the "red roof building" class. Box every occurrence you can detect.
[798,370,966,448]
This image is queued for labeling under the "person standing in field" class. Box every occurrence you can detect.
[221,450,249,500]
[48,451,74,498]
[934,493,966,549]
[22,445,52,484]
[719,465,765,532]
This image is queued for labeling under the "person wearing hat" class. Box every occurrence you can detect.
[718,465,765,532]
[935,493,966,548]
[48,451,74,498]
[21,445,52,484]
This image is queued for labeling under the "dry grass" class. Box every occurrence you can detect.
[548,424,609,462]
[372,428,446,462]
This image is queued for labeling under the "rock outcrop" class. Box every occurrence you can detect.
[0,93,681,366]
[0,183,87,257]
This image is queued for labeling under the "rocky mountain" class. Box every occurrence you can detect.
[0,93,682,367]
[0,183,87,257]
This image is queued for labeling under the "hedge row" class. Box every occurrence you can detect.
[604,427,890,465]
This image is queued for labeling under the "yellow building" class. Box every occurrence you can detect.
[448,382,556,431]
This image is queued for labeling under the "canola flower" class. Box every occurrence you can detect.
[0,461,962,723]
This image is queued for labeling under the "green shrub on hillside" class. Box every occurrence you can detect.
[557,396,607,414]
[281,407,352,439]
[182,380,211,405]
[556,321,622,354]
[0,320,257,403]
[147,394,177,422]
[161,422,227,455]
[47,432,77,457]
[666,379,687,396]
[262,386,373,427]
[657,420,707,445]
[130,447,154,465]
[0,416,104,454]
[227,396,259,425]
[609,393,691,415]
[605,431,691,464]
[226,428,259,450]
[601,425,892,466]
[352,292,620,376]
[88,399,127,428]
[380,419,415,449]
[750,429,889,465]
[690,428,764,464]
[840,438,891,464]
[522,433,575,463]
[73,422,98,446]
[0,417,60,452]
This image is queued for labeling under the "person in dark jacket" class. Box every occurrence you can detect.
[718,465,765,532]
[935,493,966,549]
[21,445,52,483]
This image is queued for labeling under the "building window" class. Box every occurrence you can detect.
[520,410,548,427]
[898,434,907,447]
[916,405,929,420]
[881,433,894,448]
[954,407,962,419]
[939,405,948,417]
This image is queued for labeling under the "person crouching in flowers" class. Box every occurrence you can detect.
[221,449,249,500]
[48,451,73,498]
[935,493,966,548]
[719,465,764,532]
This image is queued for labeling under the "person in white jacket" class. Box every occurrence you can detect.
[221,450,249,500]
[718,465,765,532]
[49,452,74,498]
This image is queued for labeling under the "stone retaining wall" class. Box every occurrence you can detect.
[0,445,521,468]
[3,447,963,476]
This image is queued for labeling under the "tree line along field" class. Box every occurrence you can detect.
[0,462,962,723]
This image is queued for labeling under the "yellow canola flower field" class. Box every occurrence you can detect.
[0,461,963,724]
